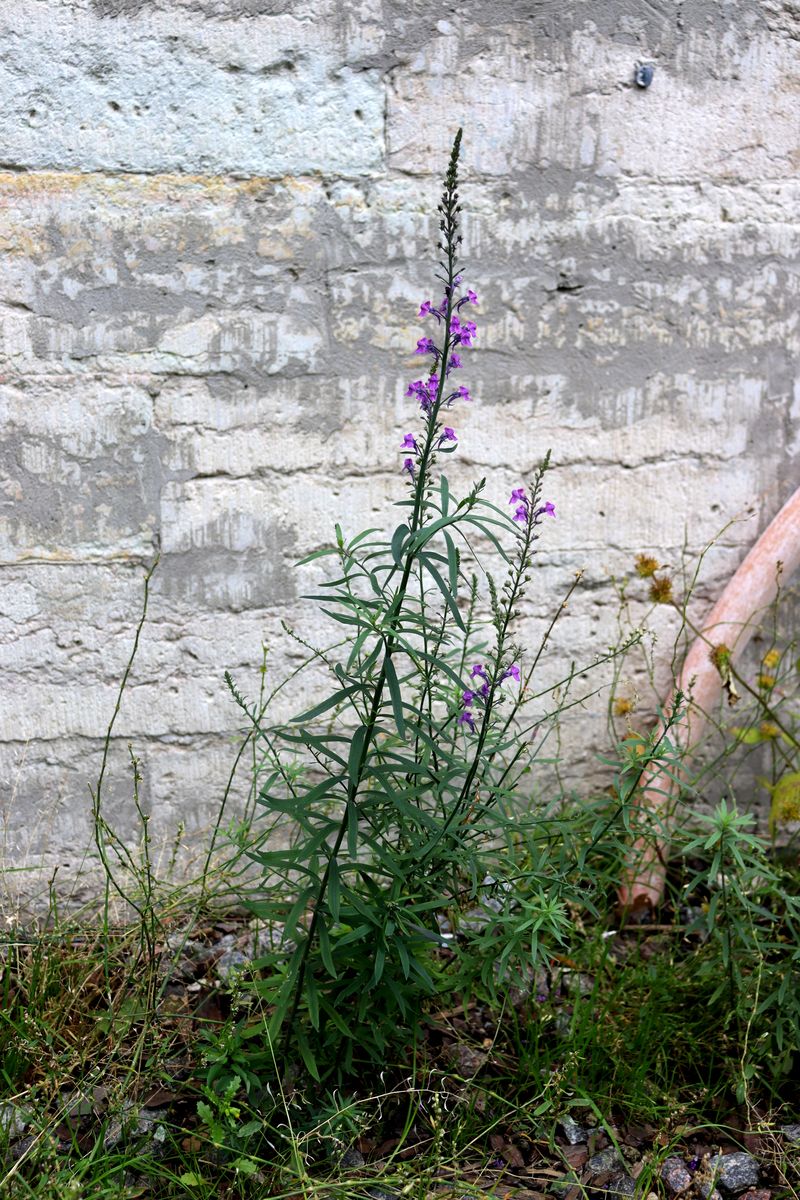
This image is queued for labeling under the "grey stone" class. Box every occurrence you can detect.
[605,1175,637,1198]
[661,1156,693,1195]
[0,1102,29,1139]
[709,1153,760,1194]
[215,948,251,980]
[781,1124,800,1143]
[588,1147,625,1175]
[559,1114,588,1145]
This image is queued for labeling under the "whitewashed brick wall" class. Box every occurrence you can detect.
[1,0,798,905]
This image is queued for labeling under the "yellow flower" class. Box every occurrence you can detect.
[762,649,780,670]
[759,721,780,740]
[769,771,800,830]
[634,554,659,578]
[649,575,673,604]
[614,697,635,717]
[757,673,776,690]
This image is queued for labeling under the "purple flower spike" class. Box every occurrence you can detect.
[401,433,417,450]
[403,457,415,479]
[502,664,521,682]
[458,709,475,732]
[415,337,438,356]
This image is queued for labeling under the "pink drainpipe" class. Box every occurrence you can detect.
[618,485,800,912]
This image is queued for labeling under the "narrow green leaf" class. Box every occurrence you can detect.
[328,859,340,922]
[391,522,410,566]
[419,553,465,631]
[440,473,450,517]
[296,1031,321,1081]
[384,655,406,740]
[347,724,369,789]
[409,510,465,550]
[443,529,459,596]
[317,918,338,978]
[295,546,337,566]
[292,684,361,724]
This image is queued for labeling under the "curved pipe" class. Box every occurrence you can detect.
[618,485,800,912]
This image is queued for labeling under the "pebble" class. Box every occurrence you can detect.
[781,1124,800,1143]
[606,1174,637,1197]
[340,1146,365,1168]
[0,1102,29,1139]
[709,1152,760,1194]
[559,1114,588,1145]
[215,948,251,980]
[661,1156,693,1195]
[588,1147,625,1175]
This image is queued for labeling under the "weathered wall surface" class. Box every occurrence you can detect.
[1,0,798,904]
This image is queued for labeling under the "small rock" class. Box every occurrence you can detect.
[781,1124,800,1143]
[605,1175,637,1197]
[340,1146,365,1168]
[559,1114,588,1145]
[588,1147,625,1175]
[445,1041,489,1075]
[661,1156,693,1195]
[709,1152,760,1194]
[0,1102,29,1139]
[561,970,594,997]
[739,1190,771,1200]
[215,948,250,980]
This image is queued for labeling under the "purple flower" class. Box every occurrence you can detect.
[442,426,457,442]
[457,385,471,402]
[405,377,439,412]
[403,457,415,478]
[470,664,488,680]
[415,337,438,356]
[513,505,528,523]
[536,501,556,518]
[509,488,527,505]
[479,681,490,698]
[401,433,417,450]
[447,352,463,372]
[467,289,478,305]
[457,709,475,732]
[419,300,432,317]
[502,664,521,682]
[462,690,475,704]
[450,316,477,347]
